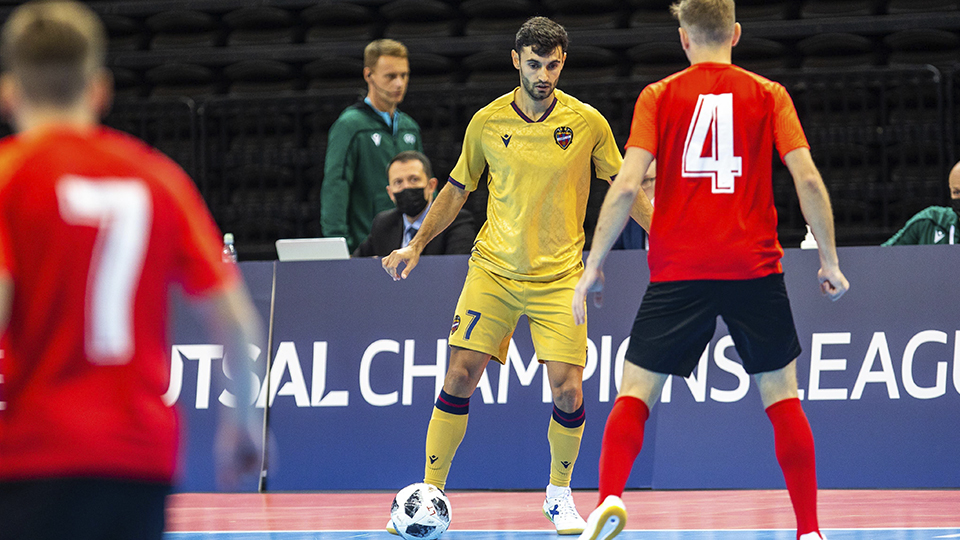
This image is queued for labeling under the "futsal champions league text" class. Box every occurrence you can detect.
[3,330,956,411]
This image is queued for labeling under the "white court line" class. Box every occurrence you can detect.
[169,528,960,534]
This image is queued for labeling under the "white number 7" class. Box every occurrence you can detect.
[57,176,152,365]
[682,93,743,193]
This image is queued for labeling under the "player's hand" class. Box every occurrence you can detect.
[382,246,421,281]
[214,418,262,491]
[572,265,605,325]
[818,265,849,301]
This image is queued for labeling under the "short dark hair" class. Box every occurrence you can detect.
[1,0,106,107]
[515,17,568,57]
[388,150,433,179]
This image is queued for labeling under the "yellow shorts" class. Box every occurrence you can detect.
[447,263,587,366]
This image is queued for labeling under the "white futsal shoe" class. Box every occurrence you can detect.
[542,486,588,534]
[386,518,399,535]
[799,533,827,540]
[577,495,627,540]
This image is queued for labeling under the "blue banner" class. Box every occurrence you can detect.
[168,261,275,492]
[164,247,960,491]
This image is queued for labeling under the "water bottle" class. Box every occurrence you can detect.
[222,233,238,263]
[800,225,818,250]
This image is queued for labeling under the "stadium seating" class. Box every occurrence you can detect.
[1,0,959,255]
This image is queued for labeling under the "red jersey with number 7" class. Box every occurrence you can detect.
[626,62,809,282]
[0,125,237,483]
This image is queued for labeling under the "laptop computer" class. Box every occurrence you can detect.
[275,238,350,262]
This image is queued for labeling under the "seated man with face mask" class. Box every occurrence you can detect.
[353,151,476,257]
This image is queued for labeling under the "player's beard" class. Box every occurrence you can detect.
[521,75,554,102]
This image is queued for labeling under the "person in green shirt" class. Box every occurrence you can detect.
[883,161,960,245]
[321,39,423,251]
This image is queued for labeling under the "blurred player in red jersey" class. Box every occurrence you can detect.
[0,2,263,539]
[572,2,849,540]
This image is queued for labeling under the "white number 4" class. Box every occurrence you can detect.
[682,93,743,193]
[57,176,152,365]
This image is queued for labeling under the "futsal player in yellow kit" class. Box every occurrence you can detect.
[383,16,650,535]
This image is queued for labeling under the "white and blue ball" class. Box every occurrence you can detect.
[390,483,452,540]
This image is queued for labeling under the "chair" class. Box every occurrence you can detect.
[885,141,943,168]
[553,13,623,30]
[627,41,688,80]
[461,0,534,36]
[826,168,882,228]
[736,1,797,21]
[302,2,377,42]
[885,29,960,68]
[627,0,673,8]
[223,60,300,96]
[543,0,621,13]
[460,0,536,18]
[465,18,530,36]
[812,143,878,170]
[380,0,459,38]
[146,63,219,98]
[103,14,144,52]
[733,37,790,73]
[800,86,881,129]
[885,0,959,13]
[544,0,625,29]
[303,56,365,90]
[562,46,621,81]
[408,53,459,87]
[799,0,878,18]
[145,10,221,50]
[628,8,678,26]
[220,186,304,260]
[884,78,942,128]
[888,166,947,225]
[112,67,144,99]
[797,33,877,68]
[223,6,298,46]
[463,50,518,84]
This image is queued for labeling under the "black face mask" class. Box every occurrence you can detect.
[952,198,960,218]
[395,187,428,217]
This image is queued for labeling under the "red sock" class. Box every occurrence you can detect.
[766,397,819,539]
[597,396,649,506]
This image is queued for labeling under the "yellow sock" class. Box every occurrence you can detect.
[423,390,470,490]
[548,403,585,487]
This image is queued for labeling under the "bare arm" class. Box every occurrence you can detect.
[589,148,655,267]
[627,195,654,233]
[382,182,469,280]
[573,148,655,325]
[783,147,849,301]
[195,281,265,488]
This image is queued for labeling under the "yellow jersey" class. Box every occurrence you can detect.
[449,88,623,281]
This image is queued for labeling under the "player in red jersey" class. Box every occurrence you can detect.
[572,2,848,540]
[0,2,263,539]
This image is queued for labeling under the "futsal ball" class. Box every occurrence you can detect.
[390,483,452,540]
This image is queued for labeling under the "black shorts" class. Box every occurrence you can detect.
[625,272,802,377]
[0,477,170,540]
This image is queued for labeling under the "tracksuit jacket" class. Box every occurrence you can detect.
[882,206,959,245]
[320,100,422,251]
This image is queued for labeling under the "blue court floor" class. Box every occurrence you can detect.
[168,529,960,540]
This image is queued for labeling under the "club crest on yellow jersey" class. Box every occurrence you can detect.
[554,126,573,149]
[451,315,461,335]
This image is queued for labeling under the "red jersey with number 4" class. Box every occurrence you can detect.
[0,126,237,483]
[626,62,809,282]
